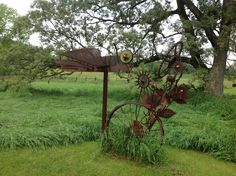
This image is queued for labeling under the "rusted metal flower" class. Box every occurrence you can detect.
[172,60,184,72]
[136,71,151,90]
[107,41,188,151]
[119,50,133,64]
[170,85,189,103]
[166,75,176,83]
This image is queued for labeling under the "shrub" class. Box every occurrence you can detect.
[188,69,210,90]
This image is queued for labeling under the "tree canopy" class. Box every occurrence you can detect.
[28,0,236,96]
[0,0,234,96]
[0,3,63,90]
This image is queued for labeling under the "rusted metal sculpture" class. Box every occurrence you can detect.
[106,42,188,146]
[55,42,188,148]
[55,48,133,132]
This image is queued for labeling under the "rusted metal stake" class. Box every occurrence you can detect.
[102,67,108,132]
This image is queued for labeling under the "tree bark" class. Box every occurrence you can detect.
[208,48,228,96]
[207,0,232,96]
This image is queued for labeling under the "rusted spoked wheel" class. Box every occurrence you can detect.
[106,102,164,148]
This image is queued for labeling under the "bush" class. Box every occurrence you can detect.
[226,63,236,83]
[188,69,210,90]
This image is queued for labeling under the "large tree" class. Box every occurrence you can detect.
[0,3,65,90]
[29,0,236,96]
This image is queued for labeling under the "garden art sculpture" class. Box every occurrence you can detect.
[55,41,189,153]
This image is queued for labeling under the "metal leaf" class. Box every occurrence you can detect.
[157,109,176,118]
[141,92,162,109]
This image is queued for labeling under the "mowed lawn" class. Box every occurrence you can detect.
[0,142,236,176]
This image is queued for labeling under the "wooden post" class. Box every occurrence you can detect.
[102,67,108,132]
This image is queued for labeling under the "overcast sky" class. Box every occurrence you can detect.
[0,0,34,15]
[0,0,41,45]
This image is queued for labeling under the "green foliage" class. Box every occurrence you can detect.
[188,91,236,120]
[0,3,17,39]
[0,3,56,91]
[0,3,31,42]
[11,16,32,42]
[29,0,101,49]
[182,63,195,74]
[0,41,61,91]
[188,69,210,90]
[0,76,134,149]
[28,0,163,55]
[226,63,236,83]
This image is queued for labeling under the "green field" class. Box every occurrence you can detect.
[0,73,236,175]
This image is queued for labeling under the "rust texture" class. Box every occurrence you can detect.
[55,48,130,72]
[55,42,188,144]
[55,48,132,132]
[107,42,189,146]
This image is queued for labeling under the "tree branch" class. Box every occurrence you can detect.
[130,0,147,9]
[176,0,208,69]
[158,32,182,39]
[85,11,140,27]
[133,53,209,70]
[181,0,218,47]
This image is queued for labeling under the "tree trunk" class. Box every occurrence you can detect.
[208,48,228,96]
[207,0,233,96]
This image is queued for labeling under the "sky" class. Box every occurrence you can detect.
[0,0,41,45]
[0,0,34,15]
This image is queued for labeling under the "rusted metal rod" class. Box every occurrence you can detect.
[102,67,108,132]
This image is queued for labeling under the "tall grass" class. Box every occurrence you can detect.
[102,130,165,164]
[164,91,236,162]
[0,74,235,162]
[0,122,100,149]
[0,77,135,150]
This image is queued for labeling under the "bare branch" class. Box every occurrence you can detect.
[130,0,147,9]
[133,53,209,70]
[227,58,236,61]
[158,32,182,39]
